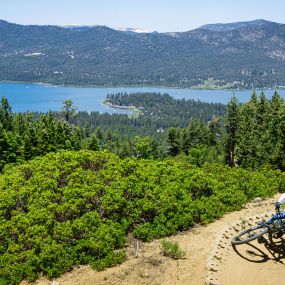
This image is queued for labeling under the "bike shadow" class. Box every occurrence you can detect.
[232,235,285,264]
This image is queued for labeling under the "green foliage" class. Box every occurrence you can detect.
[61,100,77,123]
[131,136,158,159]
[0,97,13,130]
[167,128,181,156]
[0,94,225,169]
[161,240,185,259]
[0,90,284,283]
[0,150,283,283]
[224,96,239,167]
[0,101,84,171]
[224,92,285,170]
[86,134,99,151]
[187,147,209,167]
[75,92,226,145]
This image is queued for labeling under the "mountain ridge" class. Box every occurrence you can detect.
[0,19,285,88]
[1,18,282,33]
[198,19,281,32]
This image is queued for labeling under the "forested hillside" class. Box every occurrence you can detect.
[75,92,226,138]
[1,20,285,88]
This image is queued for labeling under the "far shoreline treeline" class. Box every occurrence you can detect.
[2,79,285,91]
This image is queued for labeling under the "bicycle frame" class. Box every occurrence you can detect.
[231,196,285,245]
[264,207,285,233]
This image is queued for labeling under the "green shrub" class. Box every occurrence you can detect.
[0,280,9,285]
[161,240,185,259]
[0,150,283,283]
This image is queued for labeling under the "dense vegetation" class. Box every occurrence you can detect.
[1,20,285,88]
[0,93,226,169]
[1,90,285,170]
[224,91,285,170]
[0,150,284,283]
[106,92,225,125]
[75,92,226,138]
[0,90,285,283]
[0,98,83,170]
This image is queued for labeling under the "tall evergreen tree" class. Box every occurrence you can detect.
[0,124,9,169]
[166,128,180,156]
[237,94,259,168]
[0,97,13,131]
[86,134,99,151]
[225,96,239,167]
[61,100,77,124]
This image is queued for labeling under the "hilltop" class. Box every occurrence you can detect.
[199,19,280,32]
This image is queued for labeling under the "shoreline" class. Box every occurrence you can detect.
[1,80,284,92]
[105,101,141,117]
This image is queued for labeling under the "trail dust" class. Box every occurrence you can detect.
[21,194,284,285]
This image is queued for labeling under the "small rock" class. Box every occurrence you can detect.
[253,197,262,203]
[205,276,221,285]
[222,233,230,239]
[233,226,240,232]
[52,281,60,285]
[207,261,219,272]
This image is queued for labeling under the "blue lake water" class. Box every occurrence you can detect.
[0,82,285,114]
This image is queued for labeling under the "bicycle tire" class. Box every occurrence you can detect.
[231,224,268,245]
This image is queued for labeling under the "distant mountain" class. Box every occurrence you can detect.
[199,19,280,32]
[0,19,285,88]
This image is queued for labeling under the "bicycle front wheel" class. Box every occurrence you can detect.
[231,224,268,245]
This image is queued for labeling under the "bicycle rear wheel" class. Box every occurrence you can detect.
[231,224,268,245]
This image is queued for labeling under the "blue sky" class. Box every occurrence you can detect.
[1,0,284,32]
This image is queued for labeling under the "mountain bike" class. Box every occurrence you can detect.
[231,194,285,245]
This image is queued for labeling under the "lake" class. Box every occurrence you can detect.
[1,82,285,114]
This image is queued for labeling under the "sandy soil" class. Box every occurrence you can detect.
[217,238,285,285]
[21,194,285,285]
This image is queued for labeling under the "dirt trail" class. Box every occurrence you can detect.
[22,194,285,285]
[216,238,285,285]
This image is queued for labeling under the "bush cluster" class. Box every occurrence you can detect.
[0,150,283,283]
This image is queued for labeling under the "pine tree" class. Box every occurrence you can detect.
[71,127,83,150]
[269,91,284,145]
[208,116,221,146]
[274,119,285,170]
[180,129,190,155]
[225,96,239,167]
[0,125,21,169]
[166,128,180,156]
[86,134,99,151]
[0,124,9,169]
[61,100,77,124]
[26,127,39,158]
[0,97,13,131]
